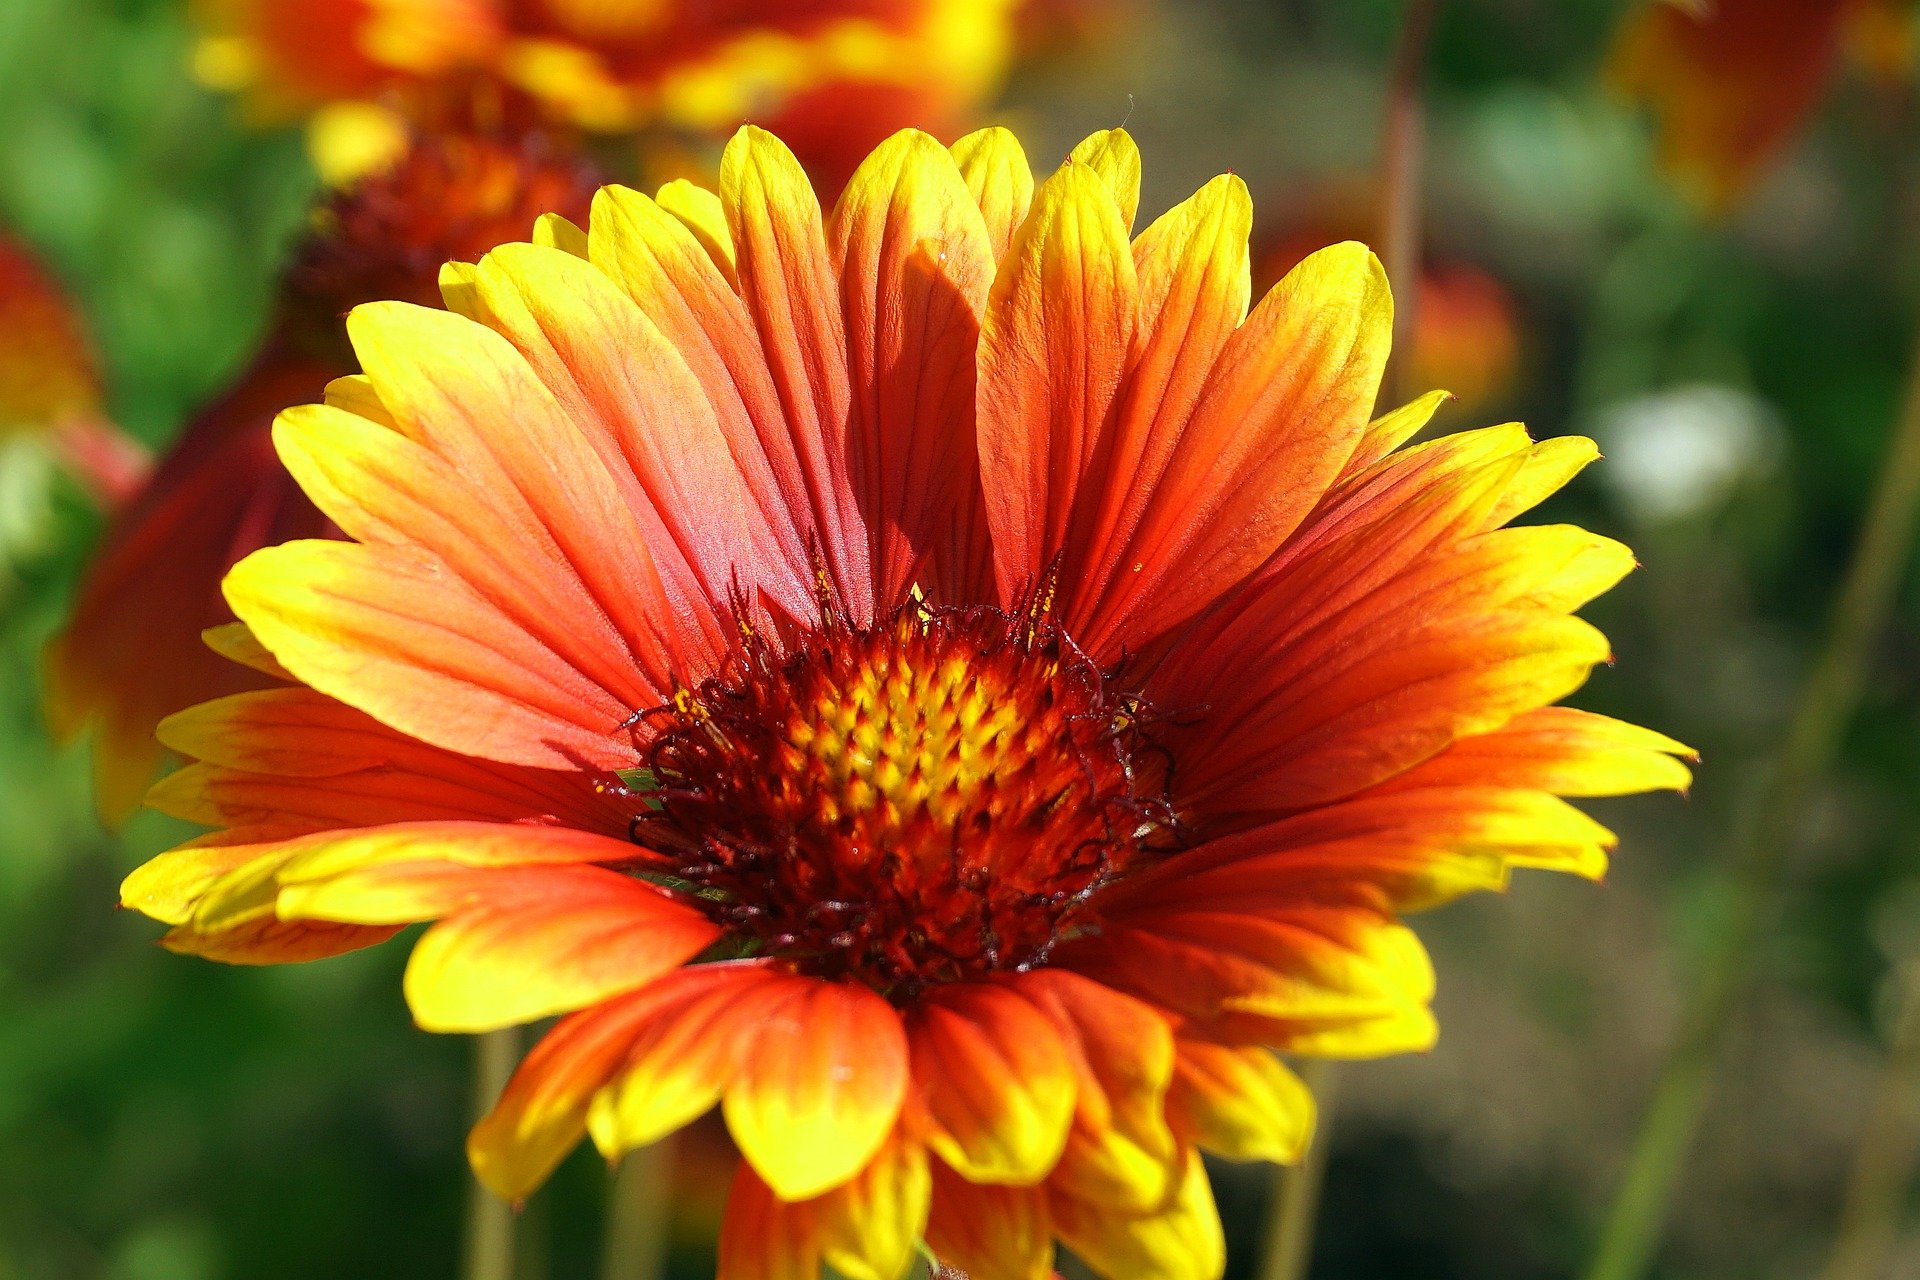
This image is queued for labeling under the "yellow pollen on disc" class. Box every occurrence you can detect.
[788,617,1034,841]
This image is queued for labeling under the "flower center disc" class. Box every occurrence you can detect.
[640,603,1165,999]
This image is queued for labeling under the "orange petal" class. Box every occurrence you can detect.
[122,831,299,926]
[950,126,1034,261]
[717,1134,930,1280]
[164,914,401,965]
[586,183,828,604]
[1066,128,1142,231]
[322,372,397,429]
[393,865,718,1032]
[157,685,418,778]
[813,1136,931,1280]
[225,539,642,772]
[467,241,815,626]
[532,212,588,257]
[655,179,736,283]
[1294,421,1538,563]
[976,156,1138,604]
[1059,172,1254,654]
[831,129,996,604]
[201,621,295,681]
[1168,1040,1315,1164]
[925,1163,1053,1280]
[129,818,640,968]
[724,978,910,1200]
[1049,1148,1226,1280]
[137,819,638,937]
[1104,777,1618,920]
[1087,241,1388,653]
[1077,904,1439,1060]
[715,1159,820,1280]
[1417,706,1696,797]
[586,964,802,1160]
[1176,599,1613,821]
[1480,435,1601,530]
[470,961,779,1200]
[148,687,634,837]
[908,980,1077,1185]
[1152,427,1625,822]
[329,299,694,701]
[720,126,871,621]
[1015,969,1179,1212]
[1343,388,1453,477]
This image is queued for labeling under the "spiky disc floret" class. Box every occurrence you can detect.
[638,601,1170,998]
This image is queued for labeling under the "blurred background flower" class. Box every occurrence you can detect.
[191,0,1025,186]
[43,130,603,825]
[0,231,103,439]
[1607,0,1919,212]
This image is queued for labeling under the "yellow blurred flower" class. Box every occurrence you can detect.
[192,0,1019,185]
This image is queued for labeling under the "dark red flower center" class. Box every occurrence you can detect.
[283,130,602,356]
[634,602,1171,1000]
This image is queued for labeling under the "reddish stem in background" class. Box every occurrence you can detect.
[1379,0,1439,407]
[51,413,151,509]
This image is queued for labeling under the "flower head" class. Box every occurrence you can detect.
[0,232,100,436]
[48,132,600,823]
[123,127,1692,1278]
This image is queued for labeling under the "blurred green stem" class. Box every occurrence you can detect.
[463,1028,521,1280]
[1586,315,1920,1280]
[600,1138,676,1280]
[1258,1060,1340,1280]
[1379,0,1439,406]
[1820,952,1920,1280]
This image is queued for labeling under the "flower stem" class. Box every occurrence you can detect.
[51,411,150,508]
[1258,1060,1340,1280]
[599,1138,676,1280]
[1819,952,1920,1280]
[463,1028,521,1280]
[1585,316,1920,1280]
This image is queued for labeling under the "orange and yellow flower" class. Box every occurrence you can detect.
[0,231,101,436]
[47,132,600,823]
[121,127,1691,1278]
[1609,0,1916,211]
[192,0,1017,184]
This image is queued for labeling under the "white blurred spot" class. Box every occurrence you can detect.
[1594,383,1784,525]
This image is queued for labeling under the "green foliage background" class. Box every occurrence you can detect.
[1,1,1917,1277]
